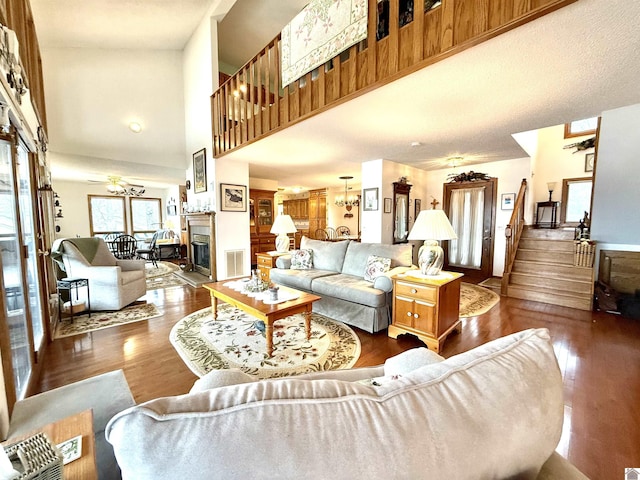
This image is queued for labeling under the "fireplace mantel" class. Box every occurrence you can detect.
[184,212,217,280]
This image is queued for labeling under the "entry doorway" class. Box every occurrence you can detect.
[443,178,497,282]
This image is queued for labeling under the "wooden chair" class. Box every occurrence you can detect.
[314,228,329,240]
[111,234,138,259]
[336,226,350,237]
[325,227,337,241]
[136,232,160,267]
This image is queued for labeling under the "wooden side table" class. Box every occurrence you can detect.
[3,409,97,479]
[388,271,463,353]
[57,278,90,320]
[256,251,289,283]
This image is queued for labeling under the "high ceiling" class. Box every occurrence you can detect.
[30,0,640,191]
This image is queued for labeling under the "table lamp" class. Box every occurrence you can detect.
[407,209,457,276]
[270,214,297,252]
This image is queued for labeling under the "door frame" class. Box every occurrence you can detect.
[442,178,497,282]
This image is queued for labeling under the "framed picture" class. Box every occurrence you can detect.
[383,197,392,213]
[220,183,247,212]
[414,199,421,218]
[166,204,177,216]
[363,188,378,211]
[193,148,207,193]
[585,153,595,172]
[501,193,515,210]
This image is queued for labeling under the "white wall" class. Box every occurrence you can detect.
[591,103,640,254]
[360,160,383,243]
[52,180,172,238]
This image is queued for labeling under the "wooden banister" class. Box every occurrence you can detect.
[212,0,577,157]
[502,179,528,295]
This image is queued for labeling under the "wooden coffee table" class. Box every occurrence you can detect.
[203,281,321,357]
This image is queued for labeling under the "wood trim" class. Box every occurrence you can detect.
[559,176,592,225]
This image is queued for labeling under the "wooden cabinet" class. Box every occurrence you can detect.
[249,189,276,264]
[308,188,327,237]
[388,272,463,353]
[283,198,308,220]
[256,251,289,283]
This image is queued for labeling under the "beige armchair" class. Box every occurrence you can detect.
[52,237,147,311]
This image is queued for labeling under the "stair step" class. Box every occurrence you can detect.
[516,248,574,264]
[513,260,594,280]
[507,285,593,311]
[522,227,575,240]
[518,238,575,252]
[510,272,593,294]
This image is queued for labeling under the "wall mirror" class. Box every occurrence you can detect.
[392,181,412,243]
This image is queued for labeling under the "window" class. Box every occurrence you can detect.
[564,117,598,139]
[561,178,592,225]
[89,195,126,236]
[130,198,161,242]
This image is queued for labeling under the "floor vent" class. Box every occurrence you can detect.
[226,250,245,278]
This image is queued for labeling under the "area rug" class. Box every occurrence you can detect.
[54,303,161,339]
[170,304,361,379]
[460,283,500,317]
[146,261,187,290]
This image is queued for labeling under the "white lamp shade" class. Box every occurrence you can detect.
[270,215,297,235]
[407,209,457,241]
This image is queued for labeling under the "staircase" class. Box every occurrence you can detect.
[505,227,594,310]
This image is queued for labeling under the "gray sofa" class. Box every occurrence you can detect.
[106,328,589,479]
[269,236,414,333]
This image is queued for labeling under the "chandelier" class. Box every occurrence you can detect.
[335,176,360,218]
[107,176,145,196]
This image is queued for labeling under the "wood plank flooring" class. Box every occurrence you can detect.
[36,283,640,479]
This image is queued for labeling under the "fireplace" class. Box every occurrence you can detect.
[191,233,210,276]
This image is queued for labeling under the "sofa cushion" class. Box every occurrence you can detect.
[106,328,563,480]
[300,236,350,272]
[120,269,145,286]
[311,273,387,307]
[363,254,391,282]
[269,267,336,291]
[342,241,413,277]
[290,249,313,270]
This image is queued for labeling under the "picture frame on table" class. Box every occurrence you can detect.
[383,197,392,213]
[585,153,595,172]
[501,193,515,210]
[220,183,247,212]
[193,148,207,193]
[363,188,379,211]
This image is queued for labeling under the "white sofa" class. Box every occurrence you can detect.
[270,236,414,333]
[52,237,147,311]
[106,328,589,479]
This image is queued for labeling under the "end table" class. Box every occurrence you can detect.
[57,278,90,321]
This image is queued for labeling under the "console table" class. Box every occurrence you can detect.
[535,201,559,229]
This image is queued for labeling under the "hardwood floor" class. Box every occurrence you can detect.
[36,284,640,479]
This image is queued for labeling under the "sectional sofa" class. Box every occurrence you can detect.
[269,236,415,333]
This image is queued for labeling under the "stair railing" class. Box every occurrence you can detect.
[502,179,527,295]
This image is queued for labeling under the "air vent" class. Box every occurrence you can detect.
[226,250,245,278]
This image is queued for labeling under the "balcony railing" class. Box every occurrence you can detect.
[212,0,576,157]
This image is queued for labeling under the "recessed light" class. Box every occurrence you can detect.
[410,141,421,147]
[129,122,142,133]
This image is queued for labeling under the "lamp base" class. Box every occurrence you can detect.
[275,234,290,253]
[418,240,444,276]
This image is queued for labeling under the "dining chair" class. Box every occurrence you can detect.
[325,227,337,241]
[111,235,138,260]
[136,232,160,267]
[314,228,329,241]
[336,226,350,237]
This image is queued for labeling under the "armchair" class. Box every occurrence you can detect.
[51,237,147,311]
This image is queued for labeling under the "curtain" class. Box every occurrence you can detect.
[448,187,485,269]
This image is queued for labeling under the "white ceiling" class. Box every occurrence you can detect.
[29,0,640,191]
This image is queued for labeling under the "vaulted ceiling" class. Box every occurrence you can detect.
[30,0,640,191]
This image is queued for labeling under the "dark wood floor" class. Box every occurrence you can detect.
[36,284,640,479]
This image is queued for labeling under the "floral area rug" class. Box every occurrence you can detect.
[459,283,500,317]
[54,303,161,339]
[170,304,361,379]
[146,261,187,290]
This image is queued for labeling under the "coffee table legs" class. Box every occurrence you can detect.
[211,294,218,319]
[304,307,311,341]
[265,321,274,357]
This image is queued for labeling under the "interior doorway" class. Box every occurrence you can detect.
[443,178,497,282]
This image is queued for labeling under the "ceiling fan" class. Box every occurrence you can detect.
[92,176,146,196]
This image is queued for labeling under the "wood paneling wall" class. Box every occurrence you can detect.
[212,0,576,157]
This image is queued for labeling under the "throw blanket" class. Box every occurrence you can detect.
[51,238,101,275]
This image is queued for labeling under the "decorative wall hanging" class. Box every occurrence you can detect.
[220,184,247,212]
[363,188,378,211]
[281,0,368,87]
[193,148,207,193]
[447,171,491,183]
[563,137,595,154]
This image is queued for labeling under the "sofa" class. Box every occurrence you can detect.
[106,328,589,479]
[269,236,414,333]
[51,237,147,311]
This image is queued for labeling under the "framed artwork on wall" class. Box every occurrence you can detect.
[501,193,515,210]
[193,148,207,193]
[363,188,379,211]
[220,183,247,212]
[414,199,421,218]
[384,197,392,213]
[585,153,595,172]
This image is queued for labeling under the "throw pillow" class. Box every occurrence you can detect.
[364,255,391,282]
[290,249,313,270]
